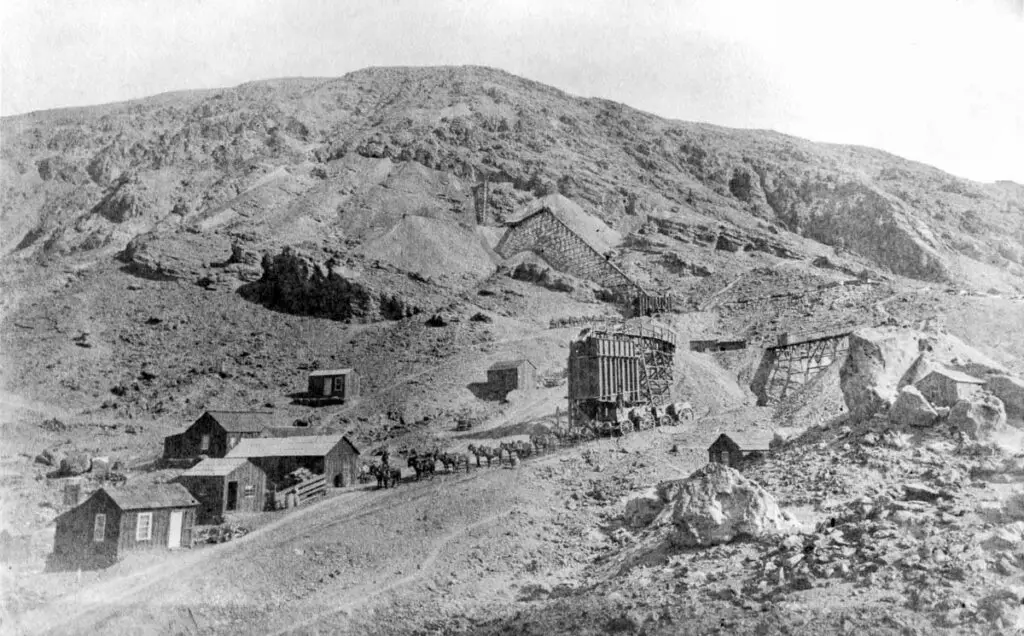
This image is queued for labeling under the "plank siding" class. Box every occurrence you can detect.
[177,461,267,524]
[117,507,195,553]
[52,491,122,568]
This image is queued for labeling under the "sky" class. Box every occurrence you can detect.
[2,0,1022,183]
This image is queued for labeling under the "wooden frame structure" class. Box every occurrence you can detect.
[567,321,676,435]
[752,330,851,405]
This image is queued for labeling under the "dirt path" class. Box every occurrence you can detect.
[272,510,510,635]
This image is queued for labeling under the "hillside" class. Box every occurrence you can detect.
[2,66,1024,635]
[3,66,1023,295]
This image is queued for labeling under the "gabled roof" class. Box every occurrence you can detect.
[227,434,358,458]
[309,368,354,377]
[488,359,535,371]
[920,367,985,385]
[202,410,277,433]
[180,457,253,478]
[103,483,198,510]
[711,432,774,451]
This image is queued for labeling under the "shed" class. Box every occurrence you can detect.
[51,484,198,569]
[487,359,537,394]
[708,433,774,468]
[177,458,267,524]
[227,434,360,488]
[307,368,360,401]
[915,368,985,408]
[163,410,276,460]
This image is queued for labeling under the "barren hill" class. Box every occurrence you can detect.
[3,66,1023,294]
[3,66,1024,635]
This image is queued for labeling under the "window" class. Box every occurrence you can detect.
[200,434,211,452]
[244,485,255,497]
[93,514,106,542]
[136,512,153,541]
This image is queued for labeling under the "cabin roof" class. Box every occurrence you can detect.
[104,483,199,510]
[488,359,535,371]
[308,368,354,377]
[180,457,252,477]
[921,367,985,385]
[203,410,277,433]
[711,432,774,451]
[227,434,357,458]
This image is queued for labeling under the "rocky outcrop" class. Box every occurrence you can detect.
[840,328,922,420]
[666,462,790,547]
[889,386,939,427]
[91,174,153,223]
[949,393,1007,439]
[121,232,233,281]
[986,375,1024,418]
[244,248,425,322]
[841,327,1006,421]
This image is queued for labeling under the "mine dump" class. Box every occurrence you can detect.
[1,61,1023,636]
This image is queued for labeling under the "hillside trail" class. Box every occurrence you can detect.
[270,509,511,635]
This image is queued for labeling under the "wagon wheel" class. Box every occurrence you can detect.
[659,415,673,427]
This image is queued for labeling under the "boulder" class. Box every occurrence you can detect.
[624,487,665,527]
[888,386,939,427]
[986,375,1024,418]
[35,448,66,468]
[840,328,922,420]
[949,393,1007,440]
[667,462,789,547]
[59,452,92,476]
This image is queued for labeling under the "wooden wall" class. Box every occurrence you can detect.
[117,507,195,553]
[179,461,266,524]
[52,491,122,569]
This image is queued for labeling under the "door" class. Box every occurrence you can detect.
[168,511,183,549]
[226,481,239,511]
[322,378,332,396]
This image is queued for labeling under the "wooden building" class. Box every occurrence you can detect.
[163,410,276,460]
[176,458,267,524]
[227,434,361,488]
[51,484,198,569]
[708,433,774,468]
[307,369,360,401]
[915,368,985,408]
[487,359,537,394]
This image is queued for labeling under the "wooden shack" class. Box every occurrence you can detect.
[309,368,359,399]
[227,434,360,488]
[708,433,774,468]
[915,368,985,408]
[52,484,198,569]
[177,458,267,524]
[163,410,276,460]
[487,359,537,394]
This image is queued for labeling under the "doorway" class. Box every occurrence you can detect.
[226,481,239,511]
[168,511,183,549]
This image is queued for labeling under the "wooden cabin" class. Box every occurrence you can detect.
[176,458,267,524]
[163,410,276,460]
[308,369,359,401]
[487,359,537,394]
[51,484,198,569]
[708,433,774,468]
[227,434,361,489]
[915,368,985,408]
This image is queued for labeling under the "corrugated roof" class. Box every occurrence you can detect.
[309,368,354,377]
[712,432,774,451]
[204,410,277,433]
[227,434,356,458]
[923,367,985,385]
[488,359,535,371]
[103,483,199,510]
[180,457,252,477]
